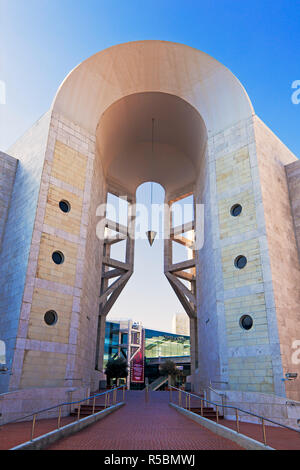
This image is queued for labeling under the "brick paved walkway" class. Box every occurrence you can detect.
[47,391,243,450]
[3,391,299,450]
[216,418,300,450]
[0,394,108,450]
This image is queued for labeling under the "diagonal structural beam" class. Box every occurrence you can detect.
[167,258,195,273]
[102,256,131,271]
[173,270,196,282]
[170,221,194,237]
[100,275,131,317]
[166,274,196,319]
[104,236,127,245]
[105,219,128,236]
[171,235,195,249]
[102,268,127,279]
[99,271,132,303]
[165,272,196,305]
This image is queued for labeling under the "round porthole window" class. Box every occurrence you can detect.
[230,204,242,217]
[234,255,247,269]
[59,200,71,213]
[240,315,253,330]
[52,251,65,265]
[44,310,58,326]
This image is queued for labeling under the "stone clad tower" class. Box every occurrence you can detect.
[1,41,300,412]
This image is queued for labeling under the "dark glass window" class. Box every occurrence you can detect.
[230,204,242,217]
[44,310,58,326]
[52,251,64,265]
[234,255,247,269]
[59,200,71,213]
[240,315,253,330]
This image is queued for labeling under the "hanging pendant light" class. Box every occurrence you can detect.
[146,118,157,247]
[146,230,157,246]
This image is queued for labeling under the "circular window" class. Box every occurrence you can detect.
[44,310,58,326]
[52,251,65,265]
[234,255,247,269]
[230,204,242,217]
[240,315,253,330]
[59,200,71,213]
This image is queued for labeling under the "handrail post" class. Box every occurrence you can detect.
[185,393,188,409]
[69,391,73,414]
[107,391,110,407]
[216,405,219,424]
[31,413,37,441]
[201,399,203,416]
[92,396,96,414]
[77,404,81,421]
[261,418,267,446]
[188,393,191,411]
[145,385,149,403]
[235,408,239,433]
[57,406,62,429]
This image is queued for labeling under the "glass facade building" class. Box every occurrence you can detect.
[144,328,190,359]
[103,320,191,388]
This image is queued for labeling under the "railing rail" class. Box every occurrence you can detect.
[169,386,300,447]
[0,385,126,441]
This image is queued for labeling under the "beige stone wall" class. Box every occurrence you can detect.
[216,146,252,192]
[286,160,300,260]
[17,137,88,389]
[73,144,107,391]
[20,350,67,388]
[51,140,87,191]
[9,112,104,392]
[228,355,273,392]
[218,189,257,239]
[221,239,263,291]
[254,116,300,400]
[37,233,78,286]
[207,118,279,394]
[27,287,73,343]
[225,293,269,348]
[44,184,83,235]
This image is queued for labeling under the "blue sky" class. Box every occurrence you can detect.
[1,0,299,330]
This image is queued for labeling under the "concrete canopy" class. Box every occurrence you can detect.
[51,40,254,195]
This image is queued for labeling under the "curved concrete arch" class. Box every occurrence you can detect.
[52,40,254,137]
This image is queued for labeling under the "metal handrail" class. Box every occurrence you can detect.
[207,384,225,398]
[169,386,300,446]
[0,385,125,429]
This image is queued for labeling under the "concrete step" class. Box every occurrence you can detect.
[70,405,105,417]
[189,407,224,420]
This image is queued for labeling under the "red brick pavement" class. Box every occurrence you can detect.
[2,391,300,450]
[0,415,75,450]
[47,391,243,450]
[183,393,300,450]
[216,418,300,450]
[0,396,107,450]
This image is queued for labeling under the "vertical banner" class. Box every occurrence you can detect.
[131,329,145,383]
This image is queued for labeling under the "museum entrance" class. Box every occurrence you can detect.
[93,91,206,380]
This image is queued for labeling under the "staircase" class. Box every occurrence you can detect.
[147,376,168,391]
[70,403,105,418]
[190,406,224,421]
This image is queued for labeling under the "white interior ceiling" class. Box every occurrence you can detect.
[52,40,254,195]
